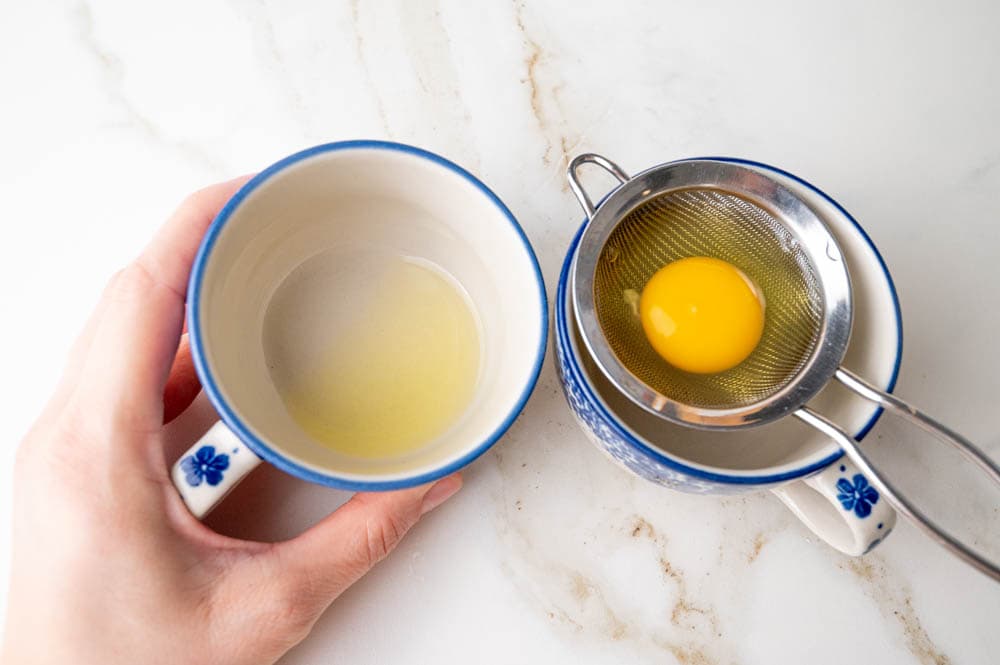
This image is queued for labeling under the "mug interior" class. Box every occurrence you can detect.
[191,143,546,485]
[563,160,901,479]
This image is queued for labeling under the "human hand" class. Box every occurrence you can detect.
[0,178,463,665]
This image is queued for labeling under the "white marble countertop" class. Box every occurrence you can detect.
[2,1,999,663]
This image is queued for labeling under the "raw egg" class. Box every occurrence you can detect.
[639,256,765,374]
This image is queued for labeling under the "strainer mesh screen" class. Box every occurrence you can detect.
[594,188,824,408]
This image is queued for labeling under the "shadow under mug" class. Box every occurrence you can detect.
[555,158,902,556]
[171,141,547,518]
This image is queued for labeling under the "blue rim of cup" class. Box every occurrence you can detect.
[556,156,903,485]
[188,140,549,491]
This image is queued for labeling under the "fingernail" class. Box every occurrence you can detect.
[421,474,462,515]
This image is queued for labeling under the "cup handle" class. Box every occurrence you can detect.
[170,421,263,519]
[771,457,897,556]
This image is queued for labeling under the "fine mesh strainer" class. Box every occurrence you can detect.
[567,153,1000,581]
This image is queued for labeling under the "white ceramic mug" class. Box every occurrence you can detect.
[555,158,900,556]
[171,141,547,518]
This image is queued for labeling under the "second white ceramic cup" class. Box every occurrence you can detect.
[171,141,547,518]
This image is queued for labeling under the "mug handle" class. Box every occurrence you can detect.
[170,422,263,519]
[771,457,896,556]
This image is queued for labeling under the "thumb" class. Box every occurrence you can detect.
[276,473,462,603]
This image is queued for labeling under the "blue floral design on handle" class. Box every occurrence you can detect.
[836,473,879,518]
[180,446,230,487]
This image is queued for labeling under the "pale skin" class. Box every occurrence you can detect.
[0,177,463,665]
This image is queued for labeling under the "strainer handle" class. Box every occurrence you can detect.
[834,367,1000,484]
[567,153,630,219]
[795,405,1000,583]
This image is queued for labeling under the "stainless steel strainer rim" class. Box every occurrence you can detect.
[569,156,853,429]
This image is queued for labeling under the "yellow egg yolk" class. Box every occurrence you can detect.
[639,256,765,374]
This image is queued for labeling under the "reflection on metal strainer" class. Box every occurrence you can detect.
[593,189,823,408]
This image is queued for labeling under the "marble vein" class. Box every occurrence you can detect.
[349,0,391,136]
[568,572,628,640]
[72,1,225,174]
[746,533,767,564]
[631,522,721,638]
[842,555,952,665]
[966,151,1000,183]
[246,0,311,136]
[512,0,579,186]
[395,1,479,171]
[493,434,740,662]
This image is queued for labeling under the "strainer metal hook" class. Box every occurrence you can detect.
[568,153,630,218]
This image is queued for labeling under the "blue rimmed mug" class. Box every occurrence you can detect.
[170,141,547,518]
[555,157,901,556]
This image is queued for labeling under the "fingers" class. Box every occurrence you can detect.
[37,289,112,423]
[69,176,251,434]
[162,334,201,424]
[137,176,253,301]
[275,474,462,606]
[203,476,457,665]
